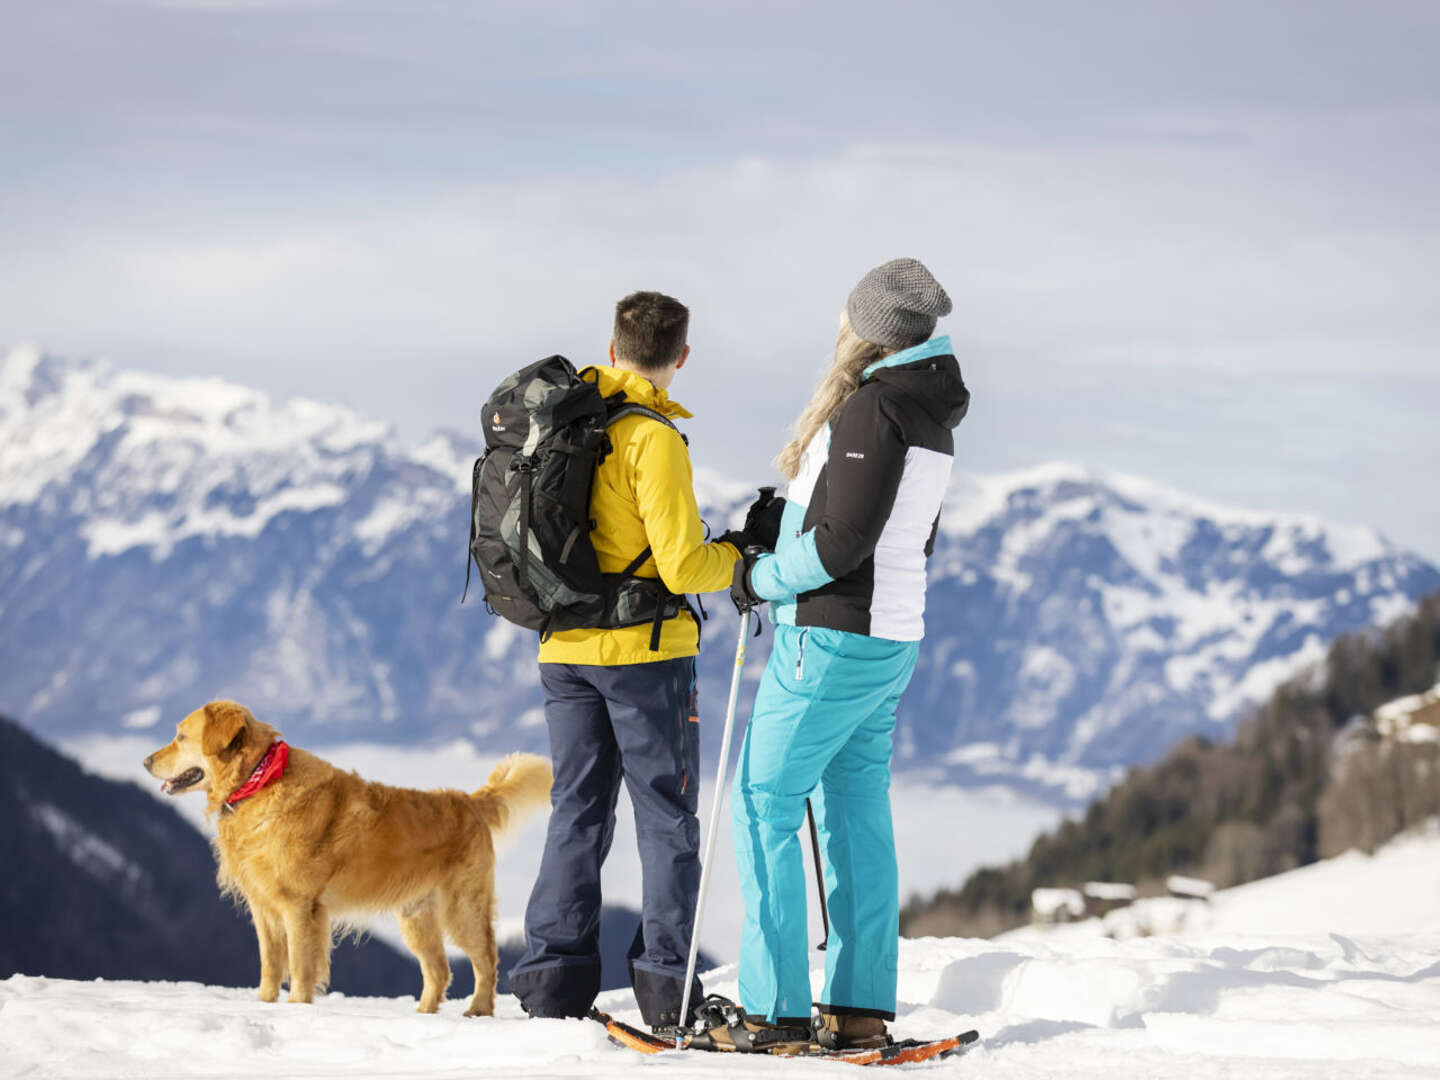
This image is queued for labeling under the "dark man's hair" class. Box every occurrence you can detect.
[613,291,689,371]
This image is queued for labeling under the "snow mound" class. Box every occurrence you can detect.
[909,932,1440,1070]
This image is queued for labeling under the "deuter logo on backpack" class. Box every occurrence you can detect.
[463,355,684,649]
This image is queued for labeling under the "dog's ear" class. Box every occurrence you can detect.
[202,701,250,758]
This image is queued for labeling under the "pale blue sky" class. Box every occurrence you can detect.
[3,1,1438,557]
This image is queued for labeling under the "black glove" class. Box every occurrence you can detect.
[743,487,786,552]
[730,546,766,613]
[717,487,787,554]
[717,528,756,552]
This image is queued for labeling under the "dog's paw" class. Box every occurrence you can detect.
[258,985,280,1004]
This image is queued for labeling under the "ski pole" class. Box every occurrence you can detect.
[677,605,752,1047]
[806,798,830,951]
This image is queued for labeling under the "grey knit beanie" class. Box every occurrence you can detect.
[845,257,952,349]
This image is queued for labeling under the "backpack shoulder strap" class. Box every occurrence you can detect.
[606,400,679,433]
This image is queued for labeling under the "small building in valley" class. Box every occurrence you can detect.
[1167,874,1215,901]
[1031,887,1085,925]
[1082,881,1137,917]
[1374,682,1440,743]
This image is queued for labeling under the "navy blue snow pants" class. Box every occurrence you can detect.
[509,657,703,1027]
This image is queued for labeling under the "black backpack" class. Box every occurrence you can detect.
[463,355,687,649]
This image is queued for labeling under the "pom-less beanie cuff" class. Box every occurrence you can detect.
[845,258,952,349]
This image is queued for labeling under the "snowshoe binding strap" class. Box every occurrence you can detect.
[686,995,812,1054]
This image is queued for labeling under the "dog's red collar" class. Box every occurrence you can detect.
[223,740,290,812]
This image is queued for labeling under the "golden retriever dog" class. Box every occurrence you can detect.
[143,700,552,1016]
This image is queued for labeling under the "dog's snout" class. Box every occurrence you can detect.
[143,753,155,772]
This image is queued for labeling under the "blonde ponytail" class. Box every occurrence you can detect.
[774,313,894,481]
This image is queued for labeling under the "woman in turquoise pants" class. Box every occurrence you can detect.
[725,258,969,1051]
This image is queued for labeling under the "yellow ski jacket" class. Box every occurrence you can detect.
[537,365,740,666]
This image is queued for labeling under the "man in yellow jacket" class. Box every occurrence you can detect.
[510,291,774,1030]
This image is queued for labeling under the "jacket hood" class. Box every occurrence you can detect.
[863,335,970,430]
[582,364,693,420]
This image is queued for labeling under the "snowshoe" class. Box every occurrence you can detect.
[592,1000,981,1066]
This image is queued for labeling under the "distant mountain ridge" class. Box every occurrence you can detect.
[4,344,1437,802]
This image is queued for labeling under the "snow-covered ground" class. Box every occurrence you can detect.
[58,733,1061,962]
[6,824,1440,1078]
[2,823,1440,1077]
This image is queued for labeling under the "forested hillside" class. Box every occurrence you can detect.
[901,589,1440,938]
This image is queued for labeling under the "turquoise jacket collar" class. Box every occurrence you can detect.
[862,335,953,380]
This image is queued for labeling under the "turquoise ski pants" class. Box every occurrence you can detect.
[731,623,919,1023]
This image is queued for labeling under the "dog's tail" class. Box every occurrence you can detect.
[471,752,553,838]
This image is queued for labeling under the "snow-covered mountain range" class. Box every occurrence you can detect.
[3,344,1436,801]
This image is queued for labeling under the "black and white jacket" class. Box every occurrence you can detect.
[751,335,970,641]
